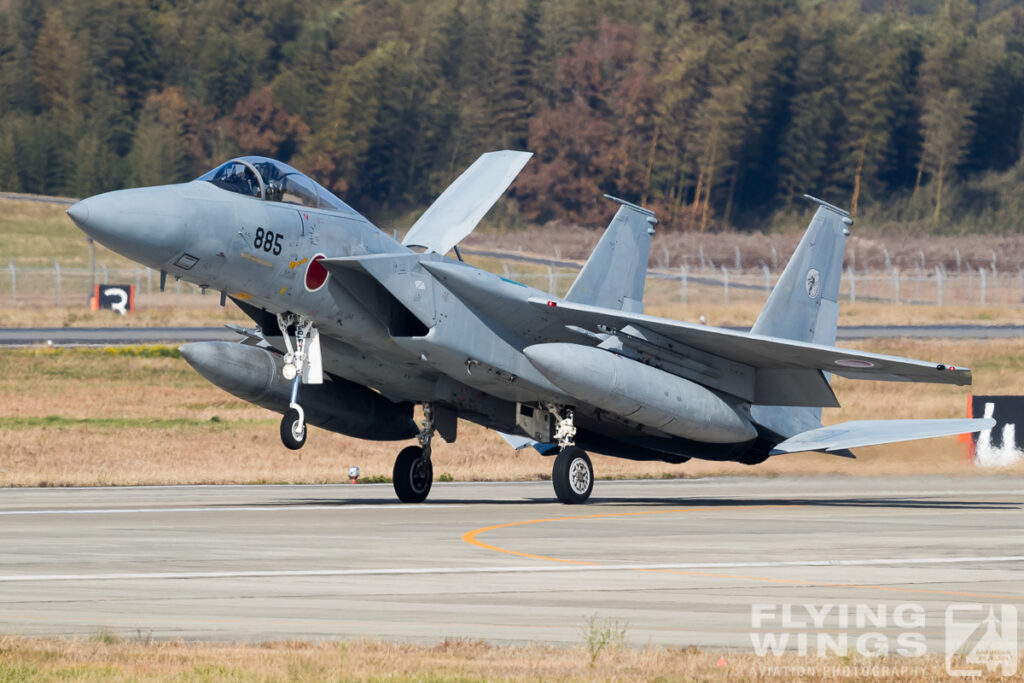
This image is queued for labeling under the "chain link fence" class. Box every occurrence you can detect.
[495,259,1024,307]
[3,256,1023,310]
[1,260,218,309]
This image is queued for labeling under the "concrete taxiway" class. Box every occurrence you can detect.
[0,476,1020,649]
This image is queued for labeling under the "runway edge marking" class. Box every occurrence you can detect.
[0,504,465,516]
[2,556,1024,583]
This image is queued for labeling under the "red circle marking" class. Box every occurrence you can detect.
[305,254,328,291]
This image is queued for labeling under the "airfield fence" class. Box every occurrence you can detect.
[3,256,1024,311]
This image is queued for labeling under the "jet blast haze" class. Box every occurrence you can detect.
[67,152,992,503]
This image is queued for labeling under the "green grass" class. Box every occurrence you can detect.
[22,345,182,358]
[0,415,271,431]
[0,347,197,386]
[0,199,135,269]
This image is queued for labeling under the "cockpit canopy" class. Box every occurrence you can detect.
[197,156,355,213]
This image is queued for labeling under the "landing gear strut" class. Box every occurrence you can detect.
[547,405,593,504]
[393,404,435,503]
[276,313,321,450]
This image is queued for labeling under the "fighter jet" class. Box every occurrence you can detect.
[66,151,993,504]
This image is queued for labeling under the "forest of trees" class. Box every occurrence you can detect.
[2,0,1024,233]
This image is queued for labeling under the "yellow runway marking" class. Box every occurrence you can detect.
[461,505,793,564]
[462,505,1023,602]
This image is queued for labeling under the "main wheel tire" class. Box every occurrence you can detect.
[552,446,593,504]
[393,445,433,503]
[280,408,306,450]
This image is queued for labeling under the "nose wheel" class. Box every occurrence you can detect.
[280,407,307,450]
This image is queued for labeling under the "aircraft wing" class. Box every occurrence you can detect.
[403,150,532,255]
[770,418,995,454]
[527,298,973,386]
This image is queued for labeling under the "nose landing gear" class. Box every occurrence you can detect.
[276,313,322,450]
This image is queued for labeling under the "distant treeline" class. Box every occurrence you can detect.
[2,0,1024,232]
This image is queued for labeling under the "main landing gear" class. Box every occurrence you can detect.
[548,406,593,504]
[393,404,436,503]
[276,313,322,450]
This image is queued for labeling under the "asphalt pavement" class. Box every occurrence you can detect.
[0,476,1020,650]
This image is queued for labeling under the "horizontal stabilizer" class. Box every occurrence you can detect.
[403,150,532,255]
[770,418,995,455]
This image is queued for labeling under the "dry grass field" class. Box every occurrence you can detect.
[2,282,1023,329]
[0,635,1011,682]
[0,338,1021,488]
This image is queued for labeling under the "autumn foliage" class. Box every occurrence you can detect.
[1,1,1024,233]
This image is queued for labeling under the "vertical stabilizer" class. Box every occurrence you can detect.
[751,196,850,345]
[750,196,851,437]
[564,196,656,313]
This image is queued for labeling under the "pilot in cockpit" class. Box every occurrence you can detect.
[197,156,358,214]
[264,180,284,202]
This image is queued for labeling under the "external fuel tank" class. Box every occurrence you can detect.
[524,343,757,444]
[180,341,417,441]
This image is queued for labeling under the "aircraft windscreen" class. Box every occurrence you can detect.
[198,157,358,214]
[199,161,262,198]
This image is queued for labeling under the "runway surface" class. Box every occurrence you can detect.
[0,327,238,346]
[1,476,1021,649]
[2,324,1021,347]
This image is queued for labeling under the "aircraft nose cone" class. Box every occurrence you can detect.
[66,201,89,226]
[67,187,189,267]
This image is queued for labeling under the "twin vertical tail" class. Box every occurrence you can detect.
[564,196,657,313]
[751,196,851,345]
[750,196,852,437]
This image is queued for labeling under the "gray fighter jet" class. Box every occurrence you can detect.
[66,151,993,503]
